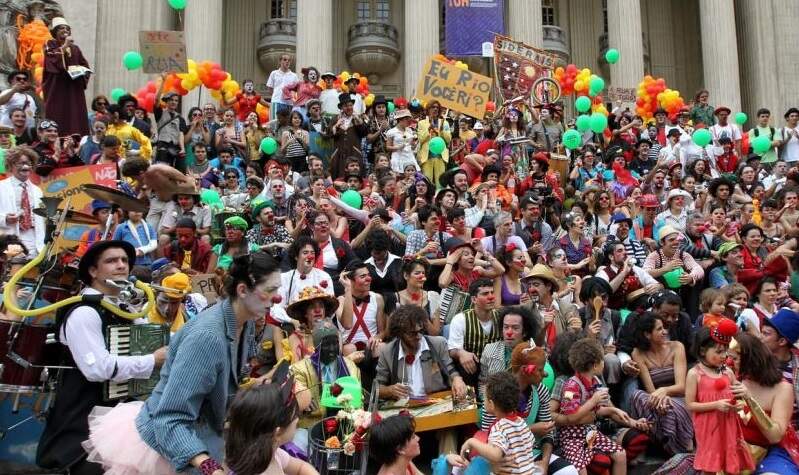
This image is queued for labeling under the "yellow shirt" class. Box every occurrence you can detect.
[416,117,452,165]
[107,122,153,160]
[148,304,185,333]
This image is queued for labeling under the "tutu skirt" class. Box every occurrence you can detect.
[82,401,176,475]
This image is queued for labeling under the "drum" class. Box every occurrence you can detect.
[0,320,62,393]
[549,152,570,187]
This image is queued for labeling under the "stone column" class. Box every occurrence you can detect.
[508,0,543,47]
[94,0,174,100]
[699,0,741,112]
[404,0,439,96]
[295,0,333,73]
[606,0,644,89]
[735,0,779,119]
[184,0,224,112]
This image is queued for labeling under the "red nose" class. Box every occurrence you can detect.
[505,331,514,339]
[271,295,283,304]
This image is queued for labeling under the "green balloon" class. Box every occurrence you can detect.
[387,101,396,114]
[543,361,555,393]
[200,189,221,206]
[752,135,772,155]
[168,0,187,10]
[605,48,620,64]
[575,96,591,113]
[735,112,748,125]
[110,88,126,103]
[0,148,6,174]
[589,113,608,134]
[259,137,278,155]
[576,114,591,132]
[692,128,712,147]
[562,129,582,150]
[341,189,363,209]
[589,75,605,95]
[429,136,446,155]
[122,51,143,70]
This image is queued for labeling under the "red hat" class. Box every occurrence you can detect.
[678,106,690,115]
[640,194,660,208]
[714,106,731,116]
[531,151,550,165]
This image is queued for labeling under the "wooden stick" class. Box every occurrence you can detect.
[592,295,603,322]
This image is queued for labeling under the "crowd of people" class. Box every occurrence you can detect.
[5,14,799,475]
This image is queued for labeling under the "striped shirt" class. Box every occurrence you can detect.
[488,417,542,475]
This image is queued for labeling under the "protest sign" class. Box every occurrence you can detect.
[416,57,492,118]
[30,164,117,247]
[139,31,188,74]
[191,273,219,304]
[493,34,556,104]
[607,86,637,103]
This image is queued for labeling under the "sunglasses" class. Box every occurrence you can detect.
[226,175,238,179]
[192,112,202,117]
[14,76,28,82]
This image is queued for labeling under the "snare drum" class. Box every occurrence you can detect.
[549,152,570,187]
[0,320,62,393]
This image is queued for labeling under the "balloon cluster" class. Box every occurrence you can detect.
[553,64,604,98]
[16,18,51,95]
[635,75,685,120]
[130,59,241,113]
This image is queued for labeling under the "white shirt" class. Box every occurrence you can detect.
[447,311,494,351]
[386,126,418,173]
[595,263,659,288]
[271,268,334,323]
[0,89,37,128]
[397,336,429,397]
[320,89,339,116]
[59,288,155,383]
[782,126,799,162]
[320,236,338,269]
[266,69,299,104]
[709,123,742,143]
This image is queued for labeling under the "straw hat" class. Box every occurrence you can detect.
[521,264,559,288]
[286,285,339,321]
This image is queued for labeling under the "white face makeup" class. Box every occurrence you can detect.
[244,82,254,93]
[308,70,318,82]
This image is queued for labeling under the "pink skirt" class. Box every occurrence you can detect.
[82,401,176,475]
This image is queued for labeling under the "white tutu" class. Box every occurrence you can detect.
[82,401,176,475]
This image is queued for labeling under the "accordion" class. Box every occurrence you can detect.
[104,324,170,402]
[439,286,471,325]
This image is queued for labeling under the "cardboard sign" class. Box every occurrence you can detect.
[29,164,117,246]
[191,273,219,304]
[416,57,492,118]
[139,31,187,74]
[607,86,636,103]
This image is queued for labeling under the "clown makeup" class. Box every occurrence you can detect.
[298,244,316,270]
[405,264,427,288]
[319,335,339,365]
[243,80,254,93]
[304,300,327,327]
[510,249,525,271]
[307,69,318,82]
[473,285,496,309]
[502,313,524,348]
[350,268,372,292]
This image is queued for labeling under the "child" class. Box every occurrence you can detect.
[369,413,428,475]
[555,337,649,475]
[696,287,727,328]
[685,322,754,475]
[459,371,541,475]
[225,382,316,475]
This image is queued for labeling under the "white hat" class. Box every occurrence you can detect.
[658,225,681,242]
[663,188,693,206]
[394,108,412,120]
[50,17,70,30]
[473,121,484,130]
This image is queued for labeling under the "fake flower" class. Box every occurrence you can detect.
[324,436,341,449]
[405,354,416,365]
[323,418,338,435]
[319,280,329,288]
[330,382,343,397]
[343,441,356,456]
[336,393,353,405]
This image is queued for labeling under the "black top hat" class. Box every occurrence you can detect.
[78,240,136,286]
[372,95,388,106]
[338,93,354,109]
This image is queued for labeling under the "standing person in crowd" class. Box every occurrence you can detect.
[280,110,309,173]
[0,146,44,257]
[105,104,152,160]
[386,108,417,173]
[329,93,366,180]
[9,106,37,145]
[270,236,333,325]
[118,94,152,137]
[417,100,451,186]
[0,70,37,129]
[43,17,90,136]
[265,54,298,120]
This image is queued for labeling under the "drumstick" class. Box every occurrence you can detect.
[592,295,603,322]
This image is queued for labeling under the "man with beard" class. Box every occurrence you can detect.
[246,200,292,258]
[709,241,744,288]
[147,271,199,334]
[161,218,212,274]
[262,178,290,223]
[760,309,799,429]
[451,168,472,207]
[291,326,360,451]
[520,264,580,350]
[515,194,554,256]
[642,166,668,204]
[595,239,662,312]
[117,94,152,137]
[682,212,721,269]
[306,100,333,164]
[9,107,36,145]
[329,93,367,180]
[629,138,656,176]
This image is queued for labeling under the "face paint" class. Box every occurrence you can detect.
[244,82,254,93]
[308,70,318,82]
[319,336,339,364]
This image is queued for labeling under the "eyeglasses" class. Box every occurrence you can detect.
[14,76,28,82]
[313,221,329,227]
[192,112,202,117]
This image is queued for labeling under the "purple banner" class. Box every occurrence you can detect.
[445,0,505,57]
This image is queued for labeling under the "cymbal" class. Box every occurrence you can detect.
[33,208,98,225]
[82,184,148,213]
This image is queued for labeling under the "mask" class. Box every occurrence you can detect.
[319,336,339,364]
[308,70,318,82]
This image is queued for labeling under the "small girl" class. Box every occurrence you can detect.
[685,321,754,474]
[555,337,649,475]
[696,287,727,328]
[225,381,317,475]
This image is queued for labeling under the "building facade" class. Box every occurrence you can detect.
[60,0,799,120]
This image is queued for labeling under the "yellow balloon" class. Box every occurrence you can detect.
[210,89,221,99]
[187,59,197,69]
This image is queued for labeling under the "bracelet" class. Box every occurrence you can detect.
[200,458,223,475]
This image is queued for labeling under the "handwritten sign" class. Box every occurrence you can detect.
[607,86,636,103]
[29,164,117,246]
[139,31,187,74]
[416,57,492,118]
[493,34,556,104]
[191,273,219,304]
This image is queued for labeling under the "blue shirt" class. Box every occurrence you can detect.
[112,220,156,266]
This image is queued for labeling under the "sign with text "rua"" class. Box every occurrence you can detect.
[416,57,493,118]
[139,31,188,74]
